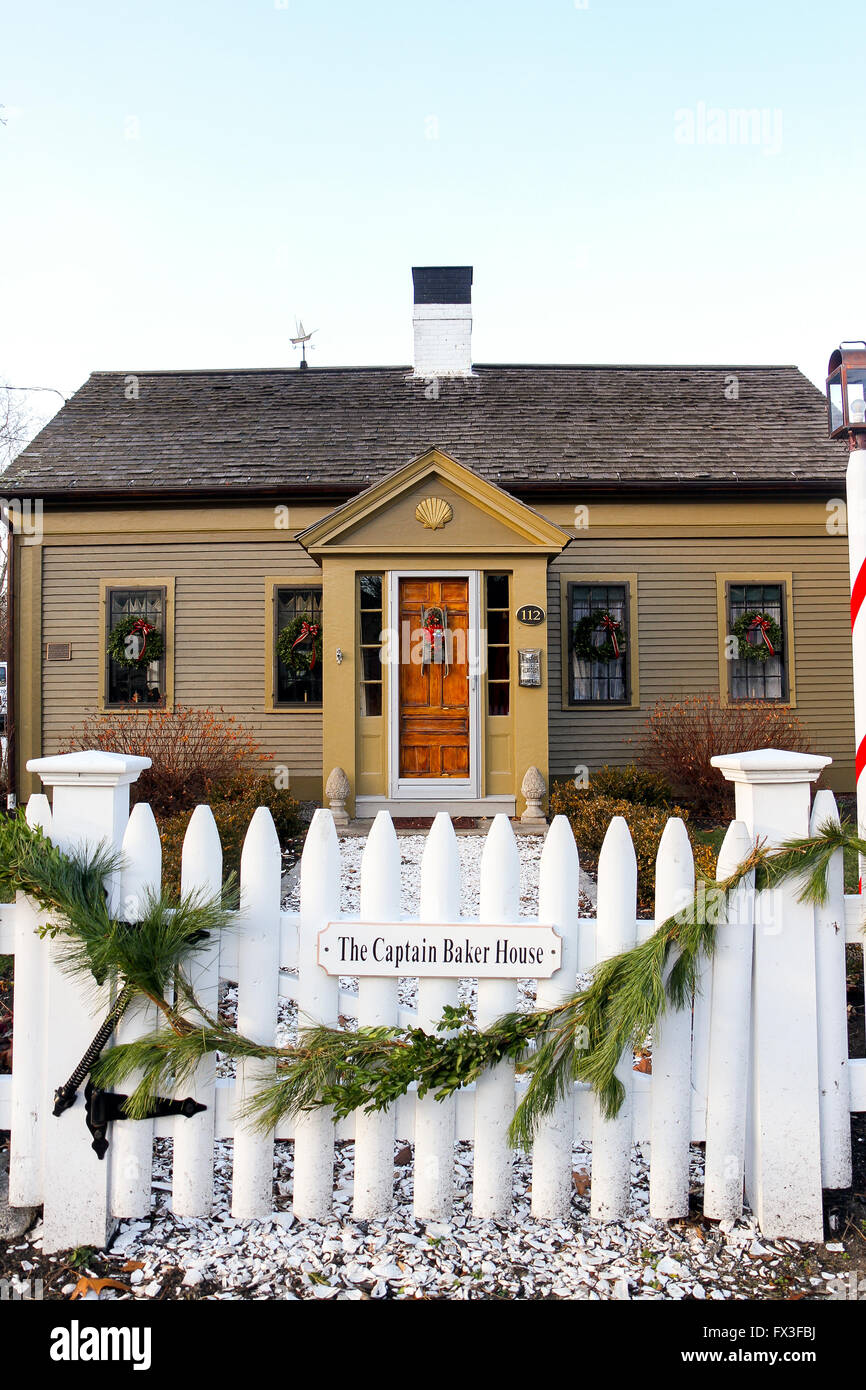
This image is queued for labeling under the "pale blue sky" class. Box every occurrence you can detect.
[2,0,864,435]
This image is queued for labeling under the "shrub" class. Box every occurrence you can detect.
[550,782,717,911]
[638,693,812,822]
[158,777,302,895]
[62,705,270,817]
[585,763,673,808]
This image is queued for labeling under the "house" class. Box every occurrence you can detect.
[2,267,854,817]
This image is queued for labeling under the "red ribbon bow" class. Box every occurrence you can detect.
[600,613,621,658]
[747,615,775,656]
[130,618,154,662]
[291,621,320,667]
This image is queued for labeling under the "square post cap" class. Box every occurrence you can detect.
[27,750,152,788]
[711,749,831,785]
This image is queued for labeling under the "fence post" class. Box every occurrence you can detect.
[231,807,282,1220]
[354,811,401,1219]
[473,814,521,1219]
[649,817,695,1220]
[703,819,755,1221]
[590,816,637,1221]
[810,789,852,1189]
[531,815,580,1220]
[172,805,223,1217]
[414,812,461,1222]
[711,749,830,1242]
[8,794,52,1208]
[26,750,151,1254]
[111,803,162,1218]
[293,808,341,1222]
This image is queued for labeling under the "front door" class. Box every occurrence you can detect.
[398,577,471,780]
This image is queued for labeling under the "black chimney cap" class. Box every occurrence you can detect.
[412,266,473,305]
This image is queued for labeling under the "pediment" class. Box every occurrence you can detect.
[298,449,569,555]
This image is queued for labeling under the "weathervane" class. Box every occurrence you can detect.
[290,319,317,371]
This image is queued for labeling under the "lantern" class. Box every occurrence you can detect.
[826,342,866,439]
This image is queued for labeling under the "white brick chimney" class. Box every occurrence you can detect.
[412,266,473,377]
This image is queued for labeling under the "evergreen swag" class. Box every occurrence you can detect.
[107,616,165,669]
[1,810,860,1147]
[732,610,783,663]
[277,615,323,680]
[572,610,626,664]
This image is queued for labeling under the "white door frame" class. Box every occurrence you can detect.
[387,569,481,800]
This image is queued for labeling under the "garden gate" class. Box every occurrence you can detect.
[0,748,859,1252]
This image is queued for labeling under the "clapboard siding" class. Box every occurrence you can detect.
[549,538,855,790]
[41,541,323,787]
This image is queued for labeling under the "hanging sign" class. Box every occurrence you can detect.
[516,604,545,626]
[317,921,562,978]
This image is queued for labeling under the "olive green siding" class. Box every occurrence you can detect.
[38,540,323,796]
[548,537,855,791]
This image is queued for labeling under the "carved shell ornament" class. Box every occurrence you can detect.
[415,496,453,531]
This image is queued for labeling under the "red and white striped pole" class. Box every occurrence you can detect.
[846,426,866,887]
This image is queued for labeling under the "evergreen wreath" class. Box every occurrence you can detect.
[572,610,626,664]
[732,610,783,663]
[107,616,165,669]
[3,809,860,1147]
[277,615,323,679]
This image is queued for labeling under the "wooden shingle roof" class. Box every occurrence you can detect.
[2,363,845,497]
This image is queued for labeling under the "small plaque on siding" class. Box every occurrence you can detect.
[516,604,545,626]
[45,643,72,662]
[317,921,562,978]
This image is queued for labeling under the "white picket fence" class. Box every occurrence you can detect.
[0,748,862,1251]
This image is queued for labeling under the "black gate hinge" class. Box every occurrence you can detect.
[84,1079,207,1159]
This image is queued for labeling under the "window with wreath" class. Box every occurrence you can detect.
[106,587,167,707]
[568,582,629,704]
[727,582,787,701]
[275,587,323,706]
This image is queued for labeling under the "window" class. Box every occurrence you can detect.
[486,574,510,716]
[568,582,629,704]
[106,586,167,707]
[727,582,787,701]
[359,575,383,716]
[275,586,323,707]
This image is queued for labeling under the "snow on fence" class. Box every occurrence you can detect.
[0,748,859,1252]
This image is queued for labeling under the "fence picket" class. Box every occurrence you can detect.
[473,814,521,1219]
[590,816,637,1221]
[110,803,162,1218]
[293,809,341,1221]
[811,790,852,1188]
[8,795,53,1208]
[414,812,461,1221]
[353,811,401,1219]
[690,935,715,1144]
[703,820,755,1220]
[531,815,580,1219]
[649,818,695,1220]
[172,806,224,1217]
[231,807,282,1220]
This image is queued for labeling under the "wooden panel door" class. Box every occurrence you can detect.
[398,577,470,779]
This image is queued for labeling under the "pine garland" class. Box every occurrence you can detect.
[3,810,862,1148]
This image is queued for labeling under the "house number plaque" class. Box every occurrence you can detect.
[516,604,545,625]
[317,921,562,978]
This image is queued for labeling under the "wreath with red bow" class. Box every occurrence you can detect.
[732,610,783,663]
[107,616,165,669]
[572,610,626,664]
[277,615,323,679]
